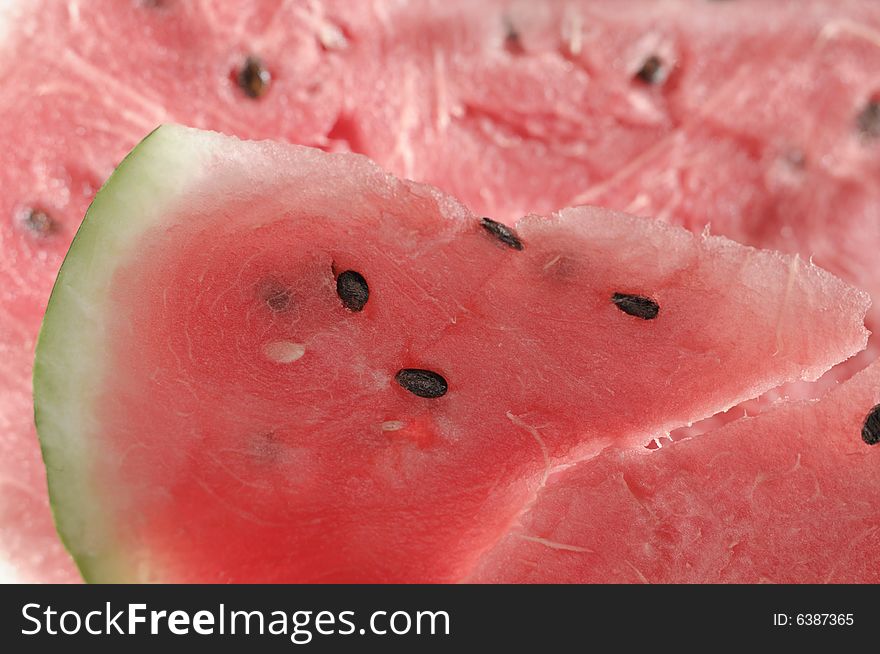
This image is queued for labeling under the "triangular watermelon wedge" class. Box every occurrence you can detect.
[34,126,869,582]
[469,360,880,584]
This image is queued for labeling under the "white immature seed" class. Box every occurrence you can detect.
[381,421,406,432]
[319,23,349,51]
[263,341,306,364]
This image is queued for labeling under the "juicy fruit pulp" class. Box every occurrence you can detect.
[470,360,880,584]
[35,126,868,582]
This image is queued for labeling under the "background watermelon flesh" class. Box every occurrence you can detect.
[579,21,880,329]
[3,0,880,581]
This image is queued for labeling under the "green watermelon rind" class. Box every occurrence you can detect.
[33,125,214,583]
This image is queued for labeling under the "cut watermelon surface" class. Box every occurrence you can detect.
[577,18,880,331]
[3,0,880,581]
[34,126,869,583]
[470,360,880,584]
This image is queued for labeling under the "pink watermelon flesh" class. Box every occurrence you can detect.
[469,360,880,584]
[35,126,869,583]
[3,0,880,580]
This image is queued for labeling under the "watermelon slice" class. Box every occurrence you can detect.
[34,126,868,582]
[469,361,880,584]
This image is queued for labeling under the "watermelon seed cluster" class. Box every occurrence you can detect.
[861,405,880,445]
[332,218,664,401]
[331,267,450,398]
[612,293,660,320]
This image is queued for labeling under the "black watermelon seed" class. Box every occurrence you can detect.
[20,208,57,237]
[503,18,524,55]
[336,270,369,311]
[856,100,880,140]
[635,55,666,85]
[861,404,880,445]
[612,293,660,320]
[395,368,448,399]
[480,217,523,250]
[237,56,271,99]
